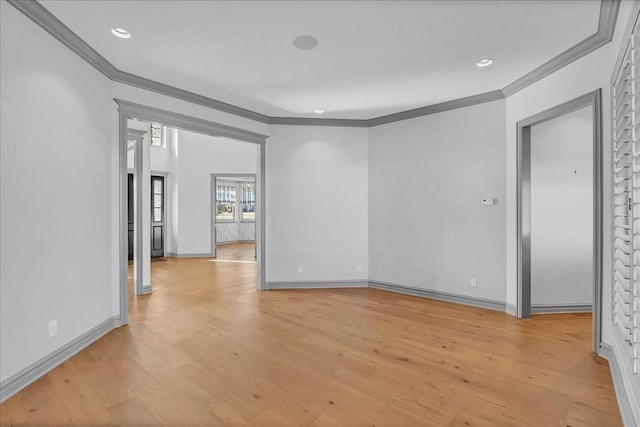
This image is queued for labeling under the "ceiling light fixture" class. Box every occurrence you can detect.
[293,35,319,50]
[111,28,131,39]
[314,109,325,114]
[476,58,494,68]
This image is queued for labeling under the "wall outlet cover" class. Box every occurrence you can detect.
[48,320,58,338]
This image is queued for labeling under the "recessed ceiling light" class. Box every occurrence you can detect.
[314,109,325,114]
[476,58,494,68]
[293,35,318,50]
[111,28,131,39]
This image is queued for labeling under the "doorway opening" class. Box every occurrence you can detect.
[211,174,257,262]
[516,89,603,353]
[116,99,268,326]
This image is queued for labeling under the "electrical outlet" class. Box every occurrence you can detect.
[470,278,477,288]
[297,265,303,273]
[48,320,58,338]
[356,265,364,273]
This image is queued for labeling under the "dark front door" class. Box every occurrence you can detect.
[128,173,134,260]
[151,175,165,257]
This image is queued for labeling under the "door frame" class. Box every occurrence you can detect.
[211,174,257,258]
[516,89,603,353]
[116,99,269,326]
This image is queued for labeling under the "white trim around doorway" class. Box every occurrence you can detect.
[115,99,268,326]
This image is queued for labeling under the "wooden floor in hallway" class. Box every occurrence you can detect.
[1,243,622,426]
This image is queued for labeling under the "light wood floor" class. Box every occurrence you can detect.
[215,243,257,262]
[1,243,622,426]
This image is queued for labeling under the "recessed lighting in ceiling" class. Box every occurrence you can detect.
[293,35,319,50]
[476,58,494,68]
[111,28,131,39]
[314,109,325,114]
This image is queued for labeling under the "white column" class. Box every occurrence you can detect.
[168,128,179,256]
[141,138,152,293]
[132,129,152,296]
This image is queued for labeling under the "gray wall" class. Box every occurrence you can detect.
[368,100,507,302]
[530,106,593,306]
[1,2,114,382]
[266,125,369,282]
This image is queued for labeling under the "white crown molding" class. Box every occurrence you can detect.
[7,0,620,127]
[111,68,271,124]
[6,0,271,124]
[503,0,620,96]
[368,90,505,127]
[270,116,369,127]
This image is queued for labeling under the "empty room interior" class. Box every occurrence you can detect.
[1,0,640,426]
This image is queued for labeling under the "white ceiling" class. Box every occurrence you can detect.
[42,0,601,119]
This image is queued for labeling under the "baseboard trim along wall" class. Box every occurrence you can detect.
[217,240,256,245]
[0,316,120,404]
[368,280,506,312]
[166,252,213,259]
[531,304,592,314]
[266,280,369,290]
[599,343,637,427]
[504,303,591,316]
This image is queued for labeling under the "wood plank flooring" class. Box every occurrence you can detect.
[1,243,622,426]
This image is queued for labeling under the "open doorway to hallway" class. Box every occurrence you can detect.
[516,90,602,353]
[529,106,594,315]
[116,99,268,326]
[124,116,260,319]
[526,104,595,354]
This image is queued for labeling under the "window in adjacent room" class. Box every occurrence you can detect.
[216,183,236,221]
[241,183,255,221]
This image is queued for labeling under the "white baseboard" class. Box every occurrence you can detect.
[505,303,517,317]
[266,280,369,290]
[504,303,591,317]
[0,316,120,403]
[369,280,506,312]
[599,343,638,427]
[216,240,255,245]
[531,303,592,314]
[166,252,212,259]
